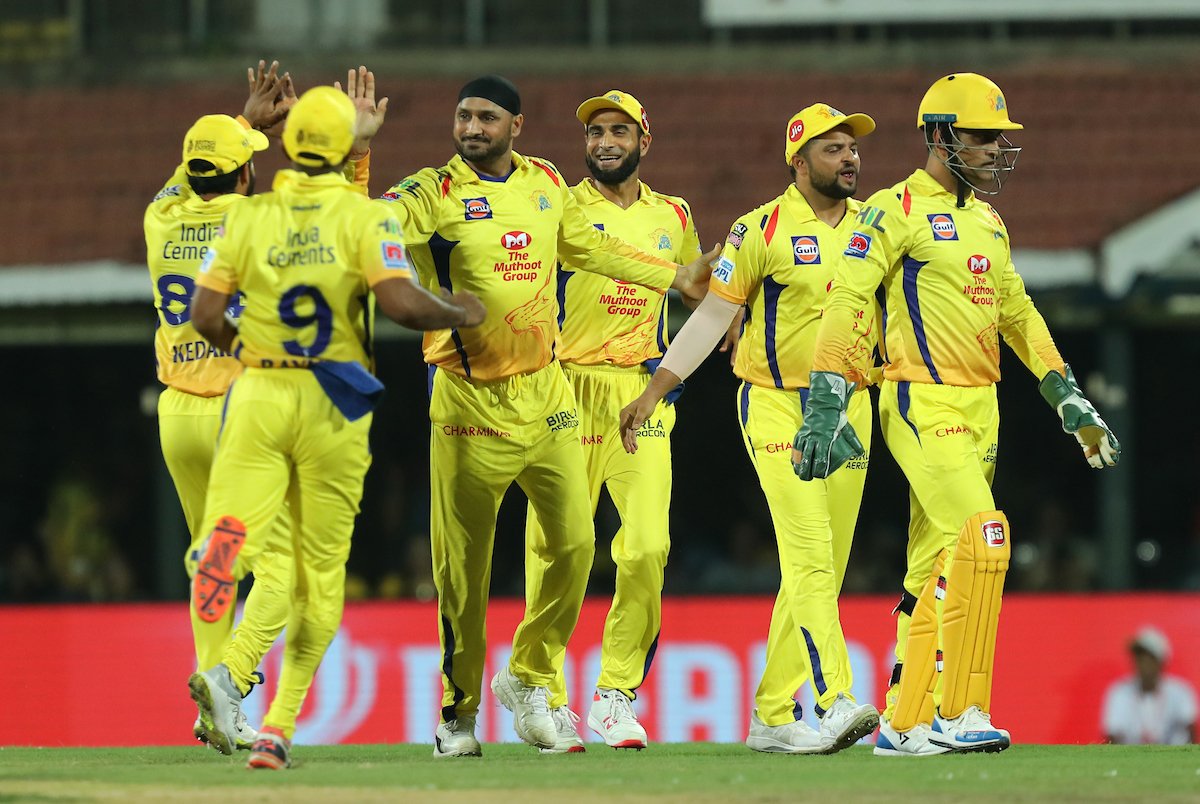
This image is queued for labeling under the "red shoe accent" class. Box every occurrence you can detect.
[192,517,246,624]
[246,726,290,770]
[565,744,586,754]
[610,739,646,750]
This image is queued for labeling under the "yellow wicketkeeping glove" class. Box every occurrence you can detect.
[1038,364,1120,469]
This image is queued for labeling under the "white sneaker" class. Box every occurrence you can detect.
[745,710,827,754]
[490,665,556,749]
[818,693,880,753]
[539,706,586,754]
[931,705,1011,753]
[587,689,648,749]
[433,714,482,758]
[873,716,951,757]
[187,664,245,756]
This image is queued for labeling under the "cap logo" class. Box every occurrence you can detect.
[606,93,622,102]
[990,90,1006,111]
[788,120,805,143]
[640,107,650,132]
[189,139,217,153]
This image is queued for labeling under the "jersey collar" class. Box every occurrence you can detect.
[446,152,530,185]
[908,168,976,206]
[573,177,652,208]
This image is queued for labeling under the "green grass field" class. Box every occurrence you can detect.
[1,744,1196,803]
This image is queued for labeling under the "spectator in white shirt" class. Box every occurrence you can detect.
[1102,626,1196,745]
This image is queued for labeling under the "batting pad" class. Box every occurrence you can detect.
[940,510,1011,719]
[890,549,948,732]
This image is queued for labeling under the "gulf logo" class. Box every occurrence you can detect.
[982,519,1006,547]
[463,197,493,220]
[788,120,805,142]
[927,213,958,241]
[968,254,991,274]
[791,235,821,265]
[501,231,531,250]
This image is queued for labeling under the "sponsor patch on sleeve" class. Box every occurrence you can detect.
[712,255,735,284]
[843,232,872,259]
[381,241,410,270]
[726,222,748,250]
[198,248,217,274]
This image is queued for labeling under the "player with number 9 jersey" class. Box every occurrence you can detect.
[185,86,480,763]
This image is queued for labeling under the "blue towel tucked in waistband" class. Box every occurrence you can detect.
[311,360,385,421]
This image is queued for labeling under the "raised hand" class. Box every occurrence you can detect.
[335,65,389,159]
[243,59,294,135]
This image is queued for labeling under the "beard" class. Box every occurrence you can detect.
[455,133,511,167]
[809,168,856,200]
[586,148,640,186]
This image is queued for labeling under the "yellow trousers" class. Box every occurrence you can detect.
[738,382,872,722]
[525,363,675,706]
[430,361,595,722]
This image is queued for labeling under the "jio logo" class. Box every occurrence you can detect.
[788,120,805,142]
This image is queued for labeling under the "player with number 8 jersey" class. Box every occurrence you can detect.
[144,60,303,752]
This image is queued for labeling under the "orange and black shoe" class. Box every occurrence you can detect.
[192,516,246,624]
[246,726,291,770]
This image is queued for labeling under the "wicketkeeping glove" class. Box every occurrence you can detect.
[1038,363,1120,469]
[792,372,864,481]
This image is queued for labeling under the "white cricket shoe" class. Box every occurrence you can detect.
[818,693,880,753]
[539,706,586,754]
[433,714,482,758]
[873,716,951,757]
[187,664,245,756]
[587,689,648,749]
[491,665,556,749]
[930,705,1011,753]
[745,710,828,754]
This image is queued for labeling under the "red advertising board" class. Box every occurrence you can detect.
[2,595,1197,746]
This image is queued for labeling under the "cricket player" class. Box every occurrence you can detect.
[523,90,702,753]
[373,75,715,756]
[793,73,1120,756]
[185,85,484,770]
[620,103,881,755]
[145,60,297,751]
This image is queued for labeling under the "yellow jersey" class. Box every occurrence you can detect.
[195,169,413,371]
[710,185,877,391]
[379,152,678,382]
[556,178,701,367]
[144,164,244,397]
[811,169,1063,387]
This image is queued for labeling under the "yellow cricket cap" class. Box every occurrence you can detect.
[575,90,650,134]
[282,86,357,169]
[783,103,875,165]
[182,114,269,177]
